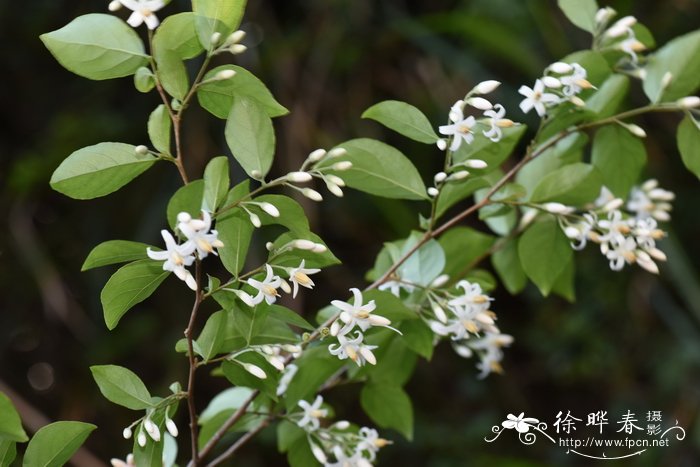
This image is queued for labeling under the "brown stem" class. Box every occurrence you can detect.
[185,260,204,464]
[205,417,271,467]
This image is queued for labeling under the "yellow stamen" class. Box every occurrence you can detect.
[262,285,278,297]
[197,239,214,253]
[472,295,489,304]
[346,346,358,361]
[293,271,312,286]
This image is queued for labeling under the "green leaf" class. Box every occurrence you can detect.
[148,105,172,154]
[195,310,228,361]
[557,0,598,33]
[267,232,340,269]
[154,48,189,100]
[530,162,602,205]
[277,421,305,453]
[439,227,495,279]
[50,142,157,200]
[217,184,254,275]
[677,115,700,179]
[225,97,275,179]
[152,13,204,60]
[518,218,573,296]
[284,346,344,410]
[561,50,611,88]
[167,180,205,229]
[134,66,155,93]
[400,320,434,359]
[82,240,151,271]
[249,194,311,236]
[517,132,587,194]
[23,421,96,467]
[551,256,576,302]
[585,74,630,118]
[133,413,164,467]
[397,234,445,287]
[435,176,490,220]
[492,239,527,294]
[268,305,314,331]
[362,289,417,323]
[199,387,255,425]
[644,30,700,102]
[360,383,413,440]
[362,100,439,144]
[453,125,527,172]
[100,260,170,330]
[361,334,417,386]
[193,0,248,50]
[0,392,28,442]
[0,440,16,466]
[90,365,153,410]
[41,14,148,80]
[591,125,646,197]
[222,355,279,401]
[320,139,428,200]
[197,65,289,119]
[203,156,230,212]
[287,437,317,467]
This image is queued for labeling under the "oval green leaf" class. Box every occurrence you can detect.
[360,383,413,440]
[153,13,204,60]
[203,156,230,212]
[530,162,602,205]
[677,115,700,179]
[148,105,172,155]
[591,125,646,197]
[23,421,96,467]
[644,30,700,102]
[362,100,439,144]
[225,97,275,179]
[50,142,157,200]
[518,218,573,296]
[90,365,153,410]
[193,0,248,50]
[82,240,151,271]
[0,392,28,442]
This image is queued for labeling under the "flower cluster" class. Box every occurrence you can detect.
[119,408,179,451]
[326,288,397,367]
[294,395,389,467]
[108,0,166,30]
[147,211,223,290]
[237,261,321,306]
[427,280,513,378]
[519,62,593,117]
[558,180,673,274]
[594,8,647,65]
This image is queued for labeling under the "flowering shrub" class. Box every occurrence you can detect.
[1,0,699,466]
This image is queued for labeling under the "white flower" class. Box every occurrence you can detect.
[297,395,327,431]
[328,331,378,366]
[627,180,674,221]
[165,417,178,438]
[147,230,197,290]
[439,103,477,151]
[562,213,597,250]
[356,427,389,460]
[143,418,160,442]
[330,288,395,336]
[597,210,631,245]
[502,413,539,433]
[473,80,501,94]
[559,63,591,96]
[378,280,414,298]
[276,364,298,396]
[113,0,166,30]
[469,332,514,378]
[177,211,224,258]
[288,260,320,298]
[110,454,135,467]
[518,79,559,116]
[247,264,283,305]
[482,104,513,142]
[604,236,638,271]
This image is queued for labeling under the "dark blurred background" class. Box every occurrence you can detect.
[2,0,700,466]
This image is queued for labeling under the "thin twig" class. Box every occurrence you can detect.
[185,260,204,464]
[206,417,272,467]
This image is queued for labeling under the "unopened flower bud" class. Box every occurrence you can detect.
[310,443,327,463]
[279,279,291,295]
[135,145,149,155]
[328,147,348,158]
[432,302,448,323]
[214,69,236,80]
[287,171,312,183]
[431,274,449,288]
[603,198,624,211]
[542,76,562,88]
[437,139,447,151]
[302,188,323,202]
[293,239,316,250]
[243,363,267,379]
[661,72,673,89]
[334,420,351,430]
[108,0,122,11]
[543,202,573,214]
[249,213,261,228]
[260,202,280,217]
[165,418,178,437]
[595,7,616,25]
[332,161,352,171]
[312,243,327,253]
[434,172,447,184]
[251,169,262,179]
[564,226,581,239]
[467,97,493,110]
[326,181,344,197]
[265,241,274,251]
[177,212,191,223]
[570,96,585,107]
[519,208,538,228]
[267,355,285,371]
[473,80,501,94]
[549,62,573,74]
[606,16,636,37]
[307,148,327,162]
[625,123,647,138]
[427,187,439,197]
[326,174,345,186]
[464,159,488,169]
[122,427,132,439]
[227,30,246,44]
[642,179,658,191]
[677,96,700,109]
[229,44,247,55]
[137,431,147,448]
[210,32,222,46]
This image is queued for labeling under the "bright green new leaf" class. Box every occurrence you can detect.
[586,74,630,118]
[197,65,289,118]
[0,440,16,466]
[148,105,172,154]
[167,180,204,229]
[195,310,228,361]
[677,115,700,179]
[152,13,204,60]
[90,365,153,410]
[203,156,230,212]
[154,48,189,100]
[320,139,428,200]
[41,14,148,80]
[530,162,602,205]
[591,125,646,197]
[439,227,495,279]
[100,259,170,330]
[360,383,413,440]
[134,66,155,93]
[23,421,96,467]
[225,97,275,179]
[644,30,700,102]
[492,239,527,294]
[518,218,573,296]
[362,100,439,143]
[557,0,599,33]
[81,240,151,271]
[193,0,248,50]
[50,142,157,200]
[0,392,28,442]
